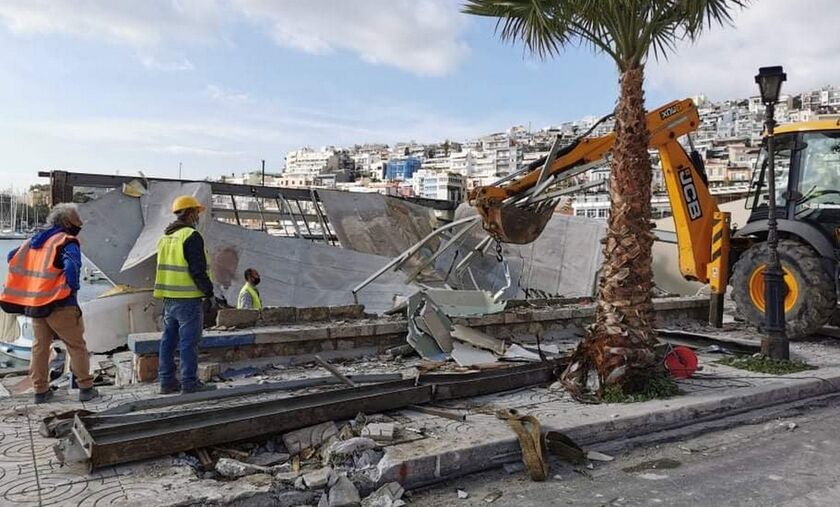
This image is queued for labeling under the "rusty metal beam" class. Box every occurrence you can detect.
[72,360,564,470]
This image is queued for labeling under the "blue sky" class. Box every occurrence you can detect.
[1,0,838,188]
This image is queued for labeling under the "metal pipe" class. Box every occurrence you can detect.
[279,194,302,238]
[310,189,331,244]
[403,219,480,284]
[352,216,480,298]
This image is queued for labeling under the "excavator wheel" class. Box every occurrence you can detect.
[731,239,836,339]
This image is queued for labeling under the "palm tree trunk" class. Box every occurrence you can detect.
[561,66,658,399]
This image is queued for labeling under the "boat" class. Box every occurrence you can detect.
[0,316,33,362]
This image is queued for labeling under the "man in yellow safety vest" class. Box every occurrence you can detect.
[153,195,216,394]
[237,268,262,310]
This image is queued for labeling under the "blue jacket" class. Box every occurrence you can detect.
[7,225,81,310]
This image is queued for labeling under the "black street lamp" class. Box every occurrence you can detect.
[755,65,788,360]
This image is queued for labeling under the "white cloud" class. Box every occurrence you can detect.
[232,0,470,76]
[205,84,251,105]
[0,0,470,76]
[648,0,840,100]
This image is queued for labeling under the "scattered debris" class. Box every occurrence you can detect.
[362,422,397,443]
[451,341,497,367]
[248,451,290,467]
[362,482,405,507]
[457,489,469,499]
[501,343,543,362]
[503,462,525,474]
[482,490,503,503]
[450,324,506,354]
[424,289,507,317]
[782,421,797,431]
[215,457,273,479]
[284,422,340,457]
[303,467,335,489]
[622,458,682,473]
[586,450,615,462]
[322,474,361,507]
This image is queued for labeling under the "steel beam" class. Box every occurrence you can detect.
[72,361,565,470]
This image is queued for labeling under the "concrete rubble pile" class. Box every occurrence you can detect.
[201,416,407,507]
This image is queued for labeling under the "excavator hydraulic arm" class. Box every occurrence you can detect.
[468,99,731,307]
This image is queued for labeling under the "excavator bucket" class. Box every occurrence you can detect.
[482,204,556,244]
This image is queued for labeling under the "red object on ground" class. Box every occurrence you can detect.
[664,346,698,379]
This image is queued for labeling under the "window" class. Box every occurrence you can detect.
[795,131,840,213]
[748,133,795,210]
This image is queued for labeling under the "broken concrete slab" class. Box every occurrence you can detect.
[450,324,506,354]
[424,289,506,317]
[326,474,362,507]
[419,301,454,353]
[362,482,405,507]
[303,466,335,489]
[501,343,542,362]
[283,421,339,456]
[362,423,396,443]
[450,341,498,367]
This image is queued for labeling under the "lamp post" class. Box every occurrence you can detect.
[755,66,788,360]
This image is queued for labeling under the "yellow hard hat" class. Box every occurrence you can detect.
[171,195,206,214]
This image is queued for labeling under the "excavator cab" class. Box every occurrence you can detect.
[732,122,840,337]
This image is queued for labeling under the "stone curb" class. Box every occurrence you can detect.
[377,366,840,489]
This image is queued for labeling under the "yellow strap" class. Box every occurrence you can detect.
[496,409,548,481]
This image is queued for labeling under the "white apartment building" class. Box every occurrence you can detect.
[412,170,466,202]
[285,147,337,176]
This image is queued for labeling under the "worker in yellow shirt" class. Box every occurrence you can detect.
[153,195,216,394]
[237,268,262,310]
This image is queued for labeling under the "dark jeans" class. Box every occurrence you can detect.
[159,298,203,390]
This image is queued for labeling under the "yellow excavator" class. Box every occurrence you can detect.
[469,98,840,338]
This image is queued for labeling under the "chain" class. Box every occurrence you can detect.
[494,237,504,262]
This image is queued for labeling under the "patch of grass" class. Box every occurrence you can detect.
[602,375,683,403]
[716,354,817,374]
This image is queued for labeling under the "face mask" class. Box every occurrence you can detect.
[252,277,261,286]
[67,225,82,236]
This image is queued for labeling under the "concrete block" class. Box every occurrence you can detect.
[297,306,330,322]
[303,466,334,489]
[329,305,366,320]
[361,423,396,443]
[259,306,297,325]
[283,421,339,456]
[216,308,259,328]
[328,475,361,507]
[198,362,221,382]
[133,355,158,383]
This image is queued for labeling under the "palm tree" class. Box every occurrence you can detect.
[464,0,745,399]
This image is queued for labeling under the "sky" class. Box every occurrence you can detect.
[1,0,838,189]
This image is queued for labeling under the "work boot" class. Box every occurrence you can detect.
[34,390,54,404]
[79,387,100,402]
[181,382,216,394]
[159,382,181,395]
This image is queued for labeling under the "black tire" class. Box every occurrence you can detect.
[731,239,836,339]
